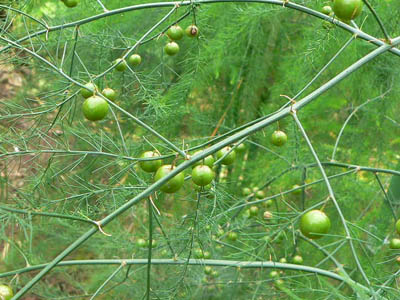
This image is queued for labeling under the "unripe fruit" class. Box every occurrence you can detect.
[390,238,400,249]
[164,42,180,56]
[154,165,185,193]
[102,88,117,101]
[292,255,304,264]
[333,0,363,22]
[114,58,128,72]
[271,130,287,146]
[82,96,109,121]
[300,210,331,239]
[128,54,142,66]
[192,165,214,186]
[63,0,78,7]
[185,25,199,37]
[80,82,98,98]
[167,25,184,40]
[139,151,162,173]
[227,231,238,242]
[192,150,215,168]
[0,285,13,300]
[216,147,236,165]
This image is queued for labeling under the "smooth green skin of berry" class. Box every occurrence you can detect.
[235,143,247,153]
[249,206,259,217]
[192,165,214,186]
[139,151,162,173]
[265,199,274,207]
[114,58,128,71]
[275,279,285,286]
[102,88,117,101]
[227,232,238,242]
[164,42,180,56]
[167,25,184,40]
[390,238,400,249]
[300,210,331,239]
[64,0,78,7]
[204,266,213,275]
[292,184,302,195]
[322,5,333,15]
[216,228,224,237]
[0,285,13,300]
[185,25,199,38]
[242,187,252,196]
[292,255,304,264]
[396,219,400,235]
[154,165,184,193]
[271,130,288,146]
[216,147,236,165]
[136,238,147,248]
[82,96,109,121]
[192,150,215,168]
[333,0,363,21]
[203,251,211,259]
[263,211,273,220]
[279,258,287,264]
[194,248,204,258]
[80,82,98,98]
[128,54,142,66]
[255,190,265,199]
[269,271,279,278]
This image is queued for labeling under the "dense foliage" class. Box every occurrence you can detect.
[1,0,400,299]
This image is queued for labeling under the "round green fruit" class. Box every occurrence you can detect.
[322,5,333,15]
[194,248,204,258]
[154,165,185,193]
[271,130,287,147]
[192,150,215,168]
[192,165,214,186]
[216,147,236,165]
[203,251,211,259]
[102,88,117,101]
[164,42,180,56]
[300,210,331,239]
[136,238,147,247]
[255,190,266,199]
[204,266,212,275]
[63,0,78,7]
[390,238,400,249]
[275,279,284,286]
[279,257,287,264]
[235,143,247,153]
[263,211,273,220]
[292,255,303,264]
[249,206,259,217]
[242,187,252,196]
[269,271,279,278]
[80,82,98,98]
[227,231,238,242]
[265,199,274,207]
[82,96,109,121]
[139,151,162,173]
[0,285,13,300]
[114,58,128,72]
[292,184,302,195]
[216,228,225,238]
[185,25,199,38]
[396,219,400,235]
[128,54,142,66]
[333,0,363,21]
[167,25,184,40]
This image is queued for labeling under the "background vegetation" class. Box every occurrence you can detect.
[1,0,400,298]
